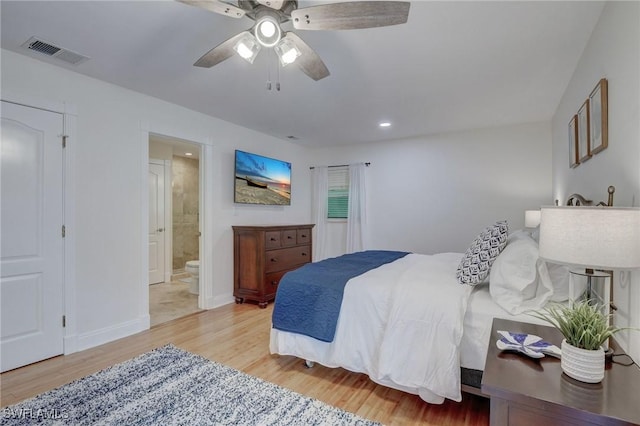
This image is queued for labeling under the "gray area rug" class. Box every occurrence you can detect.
[2,345,380,425]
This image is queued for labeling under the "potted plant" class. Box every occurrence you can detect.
[533,300,625,383]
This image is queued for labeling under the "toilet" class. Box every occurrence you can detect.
[185,260,200,295]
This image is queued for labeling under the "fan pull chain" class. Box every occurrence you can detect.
[265,50,281,92]
[266,54,272,90]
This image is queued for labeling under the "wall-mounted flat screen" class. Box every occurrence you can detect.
[234,150,291,205]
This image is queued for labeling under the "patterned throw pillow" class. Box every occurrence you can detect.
[457,220,509,285]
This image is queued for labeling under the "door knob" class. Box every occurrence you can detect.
[157,228,164,232]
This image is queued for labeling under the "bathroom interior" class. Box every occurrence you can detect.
[148,134,203,326]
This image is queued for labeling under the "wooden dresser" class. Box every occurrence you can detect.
[232,224,314,308]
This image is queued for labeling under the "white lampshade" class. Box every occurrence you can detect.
[539,206,640,270]
[524,210,541,228]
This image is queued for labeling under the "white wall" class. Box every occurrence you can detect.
[551,1,640,362]
[310,122,552,258]
[1,49,312,352]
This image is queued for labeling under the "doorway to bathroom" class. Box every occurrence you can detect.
[148,134,203,326]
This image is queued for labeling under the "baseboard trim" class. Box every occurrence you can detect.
[139,313,151,331]
[63,335,78,355]
[208,294,235,310]
[75,318,147,352]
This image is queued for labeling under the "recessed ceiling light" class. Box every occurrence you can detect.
[379,121,391,128]
[185,152,193,156]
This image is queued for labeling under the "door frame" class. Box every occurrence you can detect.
[139,122,214,328]
[1,90,78,355]
[149,158,172,284]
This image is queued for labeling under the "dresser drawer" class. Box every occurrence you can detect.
[264,270,289,293]
[265,231,281,249]
[265,245,311,273]
[281,229,297,247]
[297,228,311,245]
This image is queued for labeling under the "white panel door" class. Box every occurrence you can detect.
[148,162,165,284]
[1,101,64,372]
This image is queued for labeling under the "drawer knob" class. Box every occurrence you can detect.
[301,252,307,256]
[270,237,277,241]
[287,235,293,239]
[301,234,307,238]
[271,258,278,262]
[271,281,278,286]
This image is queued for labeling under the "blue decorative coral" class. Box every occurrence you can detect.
[496,330,561,359]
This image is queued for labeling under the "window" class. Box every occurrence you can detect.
[327,167,349,219]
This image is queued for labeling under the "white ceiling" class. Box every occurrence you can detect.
[1,1,605,147]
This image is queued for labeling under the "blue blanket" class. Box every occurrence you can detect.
[272,250,409,342]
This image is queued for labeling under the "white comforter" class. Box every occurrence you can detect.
[270,252,473,404]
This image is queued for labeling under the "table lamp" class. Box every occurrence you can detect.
[539,206,640,355]
[539,206,640,303]
[525,209,541,239]
[525,210,541,228]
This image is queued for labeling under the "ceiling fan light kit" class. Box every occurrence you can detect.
[274,37,301,66]
[254,13,282,47]
[179,0,410,81]
[234,33,261,63]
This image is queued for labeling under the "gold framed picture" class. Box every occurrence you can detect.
[589,78,608,155]
[569,114,579,168]
[577,99,591,163]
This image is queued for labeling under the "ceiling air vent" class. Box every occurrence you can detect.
[21,37,90,66]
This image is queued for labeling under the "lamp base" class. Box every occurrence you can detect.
[605,347,614,363]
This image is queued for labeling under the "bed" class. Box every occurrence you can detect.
[269,188,615,404]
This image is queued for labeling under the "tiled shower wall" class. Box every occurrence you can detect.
[172,156,199,271]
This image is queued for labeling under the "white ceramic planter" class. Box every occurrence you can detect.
[560,339,604,383]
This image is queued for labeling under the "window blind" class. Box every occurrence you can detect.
[327,166,349,219]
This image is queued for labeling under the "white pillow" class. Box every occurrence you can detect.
[547,262,570,302]
[508,228,539,244]
[506,229,531,244]
[489,234,553,314]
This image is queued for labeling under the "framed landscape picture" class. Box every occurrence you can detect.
[568,114,579,168]
[589,78,608,154]
[577,99,591,163]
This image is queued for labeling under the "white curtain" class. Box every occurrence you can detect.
[346,162,368,253]
[311,166,329,261]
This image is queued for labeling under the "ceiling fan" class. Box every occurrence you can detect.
[178,0,410,81]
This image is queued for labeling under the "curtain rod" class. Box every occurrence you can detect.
[309,162,370,170]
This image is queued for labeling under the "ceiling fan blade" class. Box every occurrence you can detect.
[176,0,246,18]
[254,0,285,10]
[194,31,250,68]
[283,32,330,81]
[291,1,410,30]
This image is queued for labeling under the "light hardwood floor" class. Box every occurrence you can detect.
[1,303,489,425]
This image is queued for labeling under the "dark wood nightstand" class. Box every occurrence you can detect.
[481,318,640,426]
